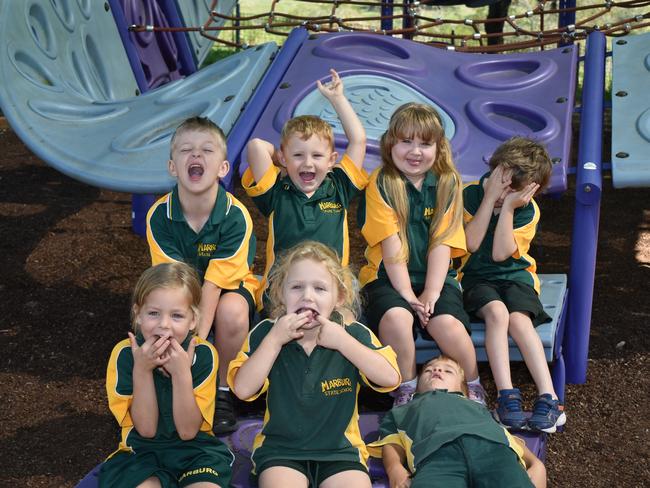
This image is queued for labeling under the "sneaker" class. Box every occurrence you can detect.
[213,389,237,435]
[495,388,527,430]
[467,382,487,406]
[528,394,566,433]
[391,383,416,407]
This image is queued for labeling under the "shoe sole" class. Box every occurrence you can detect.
[533,412,567,434]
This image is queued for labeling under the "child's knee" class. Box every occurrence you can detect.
[379,307,414,338]
[480,300,509,324]
[216,295,250,331]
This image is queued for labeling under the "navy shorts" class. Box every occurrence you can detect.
[463,280,551,327]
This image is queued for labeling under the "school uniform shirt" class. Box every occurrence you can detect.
[358,168,466,289]
[104,334,219,457]
[146,185,258,298]
[459,173,541,294]
[227,319,400,473]
[241,155,368,307]
[367,390,526,474]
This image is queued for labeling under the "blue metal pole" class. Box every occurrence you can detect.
[558,0,576,29]
[381,0,394,33]
[565,31,605,384]
[132,194,158,237]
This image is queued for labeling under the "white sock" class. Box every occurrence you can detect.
[467,377,481,386]
[218,386,230,392]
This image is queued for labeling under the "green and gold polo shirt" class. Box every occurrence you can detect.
[227,319,399,472]
[105,334,218,457]
[146,185,258,298]
[358,168,466,289]
[459,173,541,294]
[241,155,368,308]
[367,389,525,473]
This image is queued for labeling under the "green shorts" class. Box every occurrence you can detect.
[362,280,470,339]
[98,436,234,488]
[463,280,551,327]
[411,435,533,488]
[258,459,368,486]
[221,283,257,328]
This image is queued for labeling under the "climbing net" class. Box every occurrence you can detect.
[132,0,650,52]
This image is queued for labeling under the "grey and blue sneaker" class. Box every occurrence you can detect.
[495,388,528,430]
[528,393,566,433]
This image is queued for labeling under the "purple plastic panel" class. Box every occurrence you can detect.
[108,0,196,92]
[239,32,578,193]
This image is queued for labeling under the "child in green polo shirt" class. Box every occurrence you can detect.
[358,102,485,407]
[460,137,565,433]
[99,262,233,488]
[146,116,258,433]
[368,355,546,488]
[243,69,367,314]
[228,241,401,488]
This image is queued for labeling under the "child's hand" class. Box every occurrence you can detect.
[503,182,539,210]
[161,337,195,377]
[483,165,512,205]
[316,69,344,101]
[418,288,440,326]
[315,314,347,350]
[387,465,412,488]
[269,312,310,347]
[398,290,428,328]
[129,332,170,371]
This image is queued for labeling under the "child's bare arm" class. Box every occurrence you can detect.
[246,137,277,184]
[419,244,451,324]
[383,443,412,488]
[196,281,222,340]
[521,442,547,488]
[129,333,170,437]
[232,313,309,399]
[317,69,366,168]
[493,182,538,262]
[316,315,400,388]
[165,338,203,440]
[465,166,511,252]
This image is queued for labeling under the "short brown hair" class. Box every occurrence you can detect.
[169,116,227,159]
[419,355,468,396]
[488,137,552,192]
[280,115,334,151]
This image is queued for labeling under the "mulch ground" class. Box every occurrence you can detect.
[0,122,649,487]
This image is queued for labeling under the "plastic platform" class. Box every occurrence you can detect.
[416,274,567,364]
[238,32,578,193]
[0,0,277,193]
[174,0,238,67]
[75,413,546,487]
[611,32,650,188]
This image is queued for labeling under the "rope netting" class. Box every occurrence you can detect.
[131,0,650,52]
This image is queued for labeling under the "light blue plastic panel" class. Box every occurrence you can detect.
[175,0,238,66]
[294,75,456,141]
[0,34,277,193]
[612,32,650,188]
[415,274,567,364]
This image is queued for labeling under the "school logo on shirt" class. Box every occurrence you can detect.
[197,242,217,256]
[318,201,343,213]
[321,376,352,396]
[423,207,435,219]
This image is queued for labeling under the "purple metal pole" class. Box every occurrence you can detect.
[564,31,605,384]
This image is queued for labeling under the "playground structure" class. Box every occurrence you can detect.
[0,0,648,486]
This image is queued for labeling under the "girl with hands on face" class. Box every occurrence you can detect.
[99,263,233,488]
[228,241,401,488]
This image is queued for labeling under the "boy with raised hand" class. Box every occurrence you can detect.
[368,356,546,488]
[460,136,565,433]
[146,116,258,434]
[243,68,367,314]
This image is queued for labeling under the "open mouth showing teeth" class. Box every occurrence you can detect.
[299,172,315,182]
[296,307,318,318]
[188,164,204,178]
